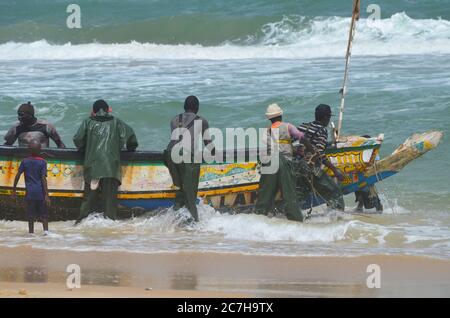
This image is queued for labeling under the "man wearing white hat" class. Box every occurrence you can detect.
[255,103,315,222]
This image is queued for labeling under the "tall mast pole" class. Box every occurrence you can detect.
[335,0,360,142]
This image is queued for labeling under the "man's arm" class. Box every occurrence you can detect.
[318,127,344,181]
[119,120,138,151]
[55,140,66,148]
[202,119,215,156]
[288,123,317,157]
[47,123,66,148]
[4,126,18,146]
[324,157,344,182]
[12,163,24,199]
[73,120,87,150]
[13,172,22,193]
[126,131,138,151]
[301,137,316,155]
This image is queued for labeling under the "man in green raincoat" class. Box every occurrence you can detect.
[73,100,138,223]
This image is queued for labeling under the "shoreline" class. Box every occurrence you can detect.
[1,246,450,297]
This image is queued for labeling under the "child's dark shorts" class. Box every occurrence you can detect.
[26,200,48,220]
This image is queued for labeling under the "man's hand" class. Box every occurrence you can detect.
[304,149,322,166]
[324,158,346,183]
[334,169,345,183]
[45,195,51,207]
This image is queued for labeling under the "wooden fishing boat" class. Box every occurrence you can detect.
[0,130,442,221]
[0,2,442,221]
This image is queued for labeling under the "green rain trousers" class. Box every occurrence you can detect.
[78,178,120,221]
[255,155,304,222]
[164,151,200,221]
[294,159,345,211]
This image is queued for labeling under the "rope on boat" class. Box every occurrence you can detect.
[336,0,361,143]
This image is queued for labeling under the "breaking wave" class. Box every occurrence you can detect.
[1,13,449,60]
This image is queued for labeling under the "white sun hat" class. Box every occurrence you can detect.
[265,103,283,119]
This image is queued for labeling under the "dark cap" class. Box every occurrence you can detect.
[18,101,35,116]
[315,104,333,120]
[93,99,109,113]
[184,95,199,112]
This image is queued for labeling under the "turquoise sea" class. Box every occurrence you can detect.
[0,0,449,259]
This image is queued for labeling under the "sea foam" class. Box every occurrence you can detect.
[0,13,449,60]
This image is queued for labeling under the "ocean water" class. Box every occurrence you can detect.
[0,0,449,259]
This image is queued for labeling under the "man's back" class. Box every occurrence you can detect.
[5,119,63,148]
[297,121,329,167]
[167,112,210,155]
[73,109,138,183]
[298,121,328,153]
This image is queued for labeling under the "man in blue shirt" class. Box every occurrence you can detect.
[13,140,50,235]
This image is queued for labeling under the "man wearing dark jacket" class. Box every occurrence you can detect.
[73,100,138,223]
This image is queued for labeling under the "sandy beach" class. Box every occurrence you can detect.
[0,246,449,297]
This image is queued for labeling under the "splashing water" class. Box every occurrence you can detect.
[0,200,448,259]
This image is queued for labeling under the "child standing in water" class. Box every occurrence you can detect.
[13,140,51,235]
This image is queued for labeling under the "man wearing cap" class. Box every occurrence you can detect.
[255,103,314,222]
[4,102,66,148]
[297,104,345,211]
[73,99,138,223]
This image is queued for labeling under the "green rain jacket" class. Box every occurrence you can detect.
[73,109,138,184]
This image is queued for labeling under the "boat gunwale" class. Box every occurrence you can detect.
[0,144,380,163]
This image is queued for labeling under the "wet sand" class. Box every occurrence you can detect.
[0,281,245,298]
[0,246,449,297]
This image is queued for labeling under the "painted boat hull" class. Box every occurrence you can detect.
[0,131,442,221]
